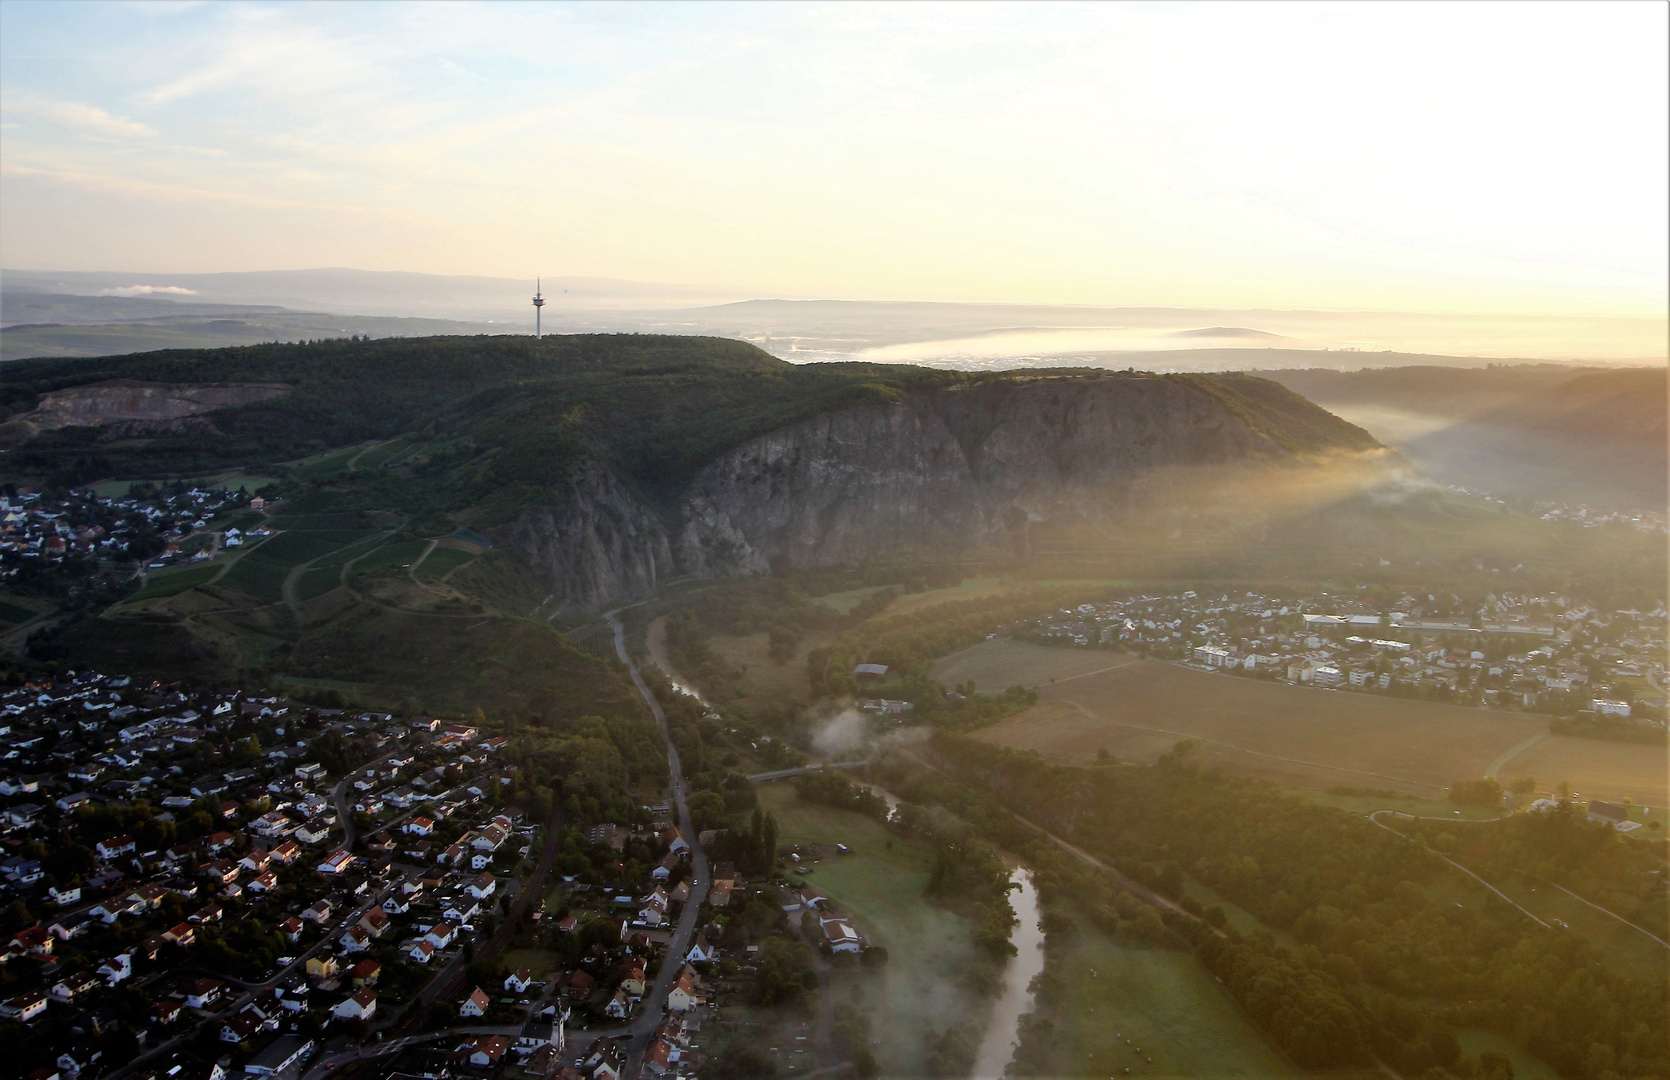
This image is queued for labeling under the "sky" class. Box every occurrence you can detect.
[1,1,1666,326]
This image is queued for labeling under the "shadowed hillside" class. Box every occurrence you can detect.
[1269,365,1668,508]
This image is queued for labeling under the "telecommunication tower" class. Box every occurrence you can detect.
[532,278,547,339]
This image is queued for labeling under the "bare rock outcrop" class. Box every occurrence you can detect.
[502,374,1339,609]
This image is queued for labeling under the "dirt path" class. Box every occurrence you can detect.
[406,538,439,577]
[1487,731,1550,780]
[1539,877,1670,949]
[1368,811,1549,927]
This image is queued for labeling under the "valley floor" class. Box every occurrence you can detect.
[943,641,1668,806]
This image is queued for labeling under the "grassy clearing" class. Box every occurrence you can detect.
[1043,906,1308,1079]
[882,576,1010,615]
[755,782,983,1077]
[414,547,475,580]
[704,630,833,708]
[809,585,891,614]
[290,443,368,481]
[932,638,1142,689]
[132,564,221,600]
[975,660,1575,797]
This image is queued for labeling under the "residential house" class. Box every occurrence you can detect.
[459,987,491,1019]
[468,1036,510,1069]
[331,988,377,1021]
[186,978,227,1009]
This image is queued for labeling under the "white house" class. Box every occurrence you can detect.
[331,988,377,1021]
[459,986,491,1018]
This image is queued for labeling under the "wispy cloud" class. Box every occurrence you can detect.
[5,97,155,138]
[0,160,433,224]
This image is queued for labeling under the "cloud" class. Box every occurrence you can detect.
[100,285,198,296]
[6,98,156,138]
[0,161,436,224]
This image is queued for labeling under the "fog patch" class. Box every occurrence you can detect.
[809,706,874,760]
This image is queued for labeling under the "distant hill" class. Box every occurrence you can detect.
[0,291,287,327]
[1268,365,1668,508]
[0,303,512,361]
[1,267,737,320]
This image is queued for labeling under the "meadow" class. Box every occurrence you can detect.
[703,629,834,710]
[1036,907,1312,1080]
[956,643,1667,805]
[754,782,987,1078]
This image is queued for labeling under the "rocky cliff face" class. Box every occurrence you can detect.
[503,374,1355,608]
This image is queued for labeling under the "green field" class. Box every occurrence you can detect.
[290,443,368,481]
[414,547,476,580]
[933,638,1142,689]
[267,511,382,531]
[82,472,281,499]
[132,564,221,600]
[1041,907,1308,1079]
[0,600,41,624]
[353,437,415,471]
[756,783,986,1077]
[295,566,346,601]
[220,550,294,603]
[253,531,344,565]
[350,539,433,577]
[809,585,891,614]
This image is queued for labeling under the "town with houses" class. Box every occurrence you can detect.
[1009,589,1669,723]
[0,483,266,575]
[0,666,880,1080]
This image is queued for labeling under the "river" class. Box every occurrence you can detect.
[971,868,1046,1079]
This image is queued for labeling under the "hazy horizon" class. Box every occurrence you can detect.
[3,1,1666,346]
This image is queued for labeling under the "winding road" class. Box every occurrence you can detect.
[594,608,711,1076]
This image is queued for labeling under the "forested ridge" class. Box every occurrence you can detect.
[4,334,1371,515]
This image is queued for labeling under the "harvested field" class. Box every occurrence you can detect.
[933,638,1142,689]
[975,660,1592,797]
[1492,734,1669,808]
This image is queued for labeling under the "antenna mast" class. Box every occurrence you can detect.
[532,278,547,339]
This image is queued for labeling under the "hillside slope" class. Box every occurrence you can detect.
[1269,365,1667,507]
[4,336,1378,610]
